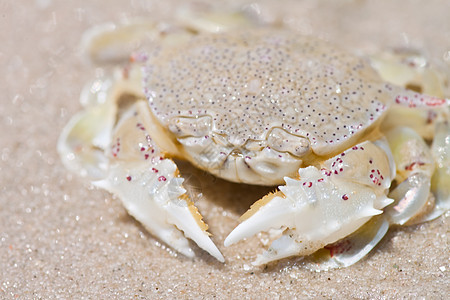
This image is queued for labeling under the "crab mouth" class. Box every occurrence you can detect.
[175,132,304,185]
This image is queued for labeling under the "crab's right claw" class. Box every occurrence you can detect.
[94,157,225,262]
[59,83,224,262]
[225,141,395,266]
[94,101,224,262]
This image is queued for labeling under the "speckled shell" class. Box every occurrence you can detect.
[144,28,393,155]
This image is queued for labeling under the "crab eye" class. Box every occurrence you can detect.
[267,127,311,157]
[168,115,212,137]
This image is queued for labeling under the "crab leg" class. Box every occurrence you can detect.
[57,70,142,180]
[80,20,162,65]
[381,95,449,225]
[57,101,115,179]
[383,126,436,225]
[225,140,395,265]
[429,121,450,219]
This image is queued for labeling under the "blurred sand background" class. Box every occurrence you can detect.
[1,0,449,298]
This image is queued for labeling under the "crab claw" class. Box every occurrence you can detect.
[225,140,394,265]
[95,101,224,262]
[58,75,224,262]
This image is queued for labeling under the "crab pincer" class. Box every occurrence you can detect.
[94,101,224,261]
[58,71,224,262]
[225,140,395,266]
[225,91,448,268]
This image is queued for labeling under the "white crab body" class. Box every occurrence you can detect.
[145,28,402,185]
[58,18,450,269]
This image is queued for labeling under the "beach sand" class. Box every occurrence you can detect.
[1,0,448,298]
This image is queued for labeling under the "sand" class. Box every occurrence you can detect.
[1,0,449,298]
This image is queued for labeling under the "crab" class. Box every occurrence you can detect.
[58,13,450,269]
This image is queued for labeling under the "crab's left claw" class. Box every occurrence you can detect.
[225,140,395,266]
